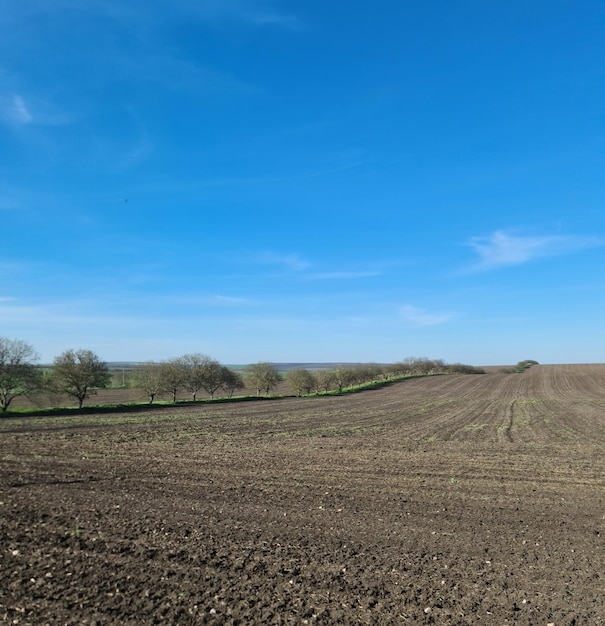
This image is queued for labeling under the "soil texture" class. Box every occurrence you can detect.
[1,364,604,624]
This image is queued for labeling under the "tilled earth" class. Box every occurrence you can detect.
[1,364,604,624]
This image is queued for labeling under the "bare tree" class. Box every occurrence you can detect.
[131,361,163,404]
[0,337,41,412]
[199,356,223,399]
[314,369,336,393]
[245,362,281,396]
[333,367,356,393]
[159,358,186,403]
[180,354,225,401]
[383,362,405,378]
[220,367,245,398]
[364,363,385,381]
[50,349,110,408]
[286,368,315,396]
[180,353,207,401]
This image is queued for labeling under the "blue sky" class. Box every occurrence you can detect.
[1,0,604,365]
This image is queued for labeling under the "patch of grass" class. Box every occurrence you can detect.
[462,423,489,431]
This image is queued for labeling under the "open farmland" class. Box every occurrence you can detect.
[1,364,604,625]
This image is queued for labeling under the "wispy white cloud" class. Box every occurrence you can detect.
[0,94,32,126]
[0,302,157,334]
[246,12,303,29]
[208,294,252,305]
[399,305,454,327]
[11,95,32,124]
[174,294,254,306]
[7,292,264,324]
[0,0,303,32]
[0,294,252,361]
[0,92,72,128]
[0,261,32,275]
[307,271,380,280]
[15,0,300,32]
[255,252,311,271]
[170,0,303,30]
[144,154,374,191]
[117,106,154,166]
[250,254,383,280]
[115,53,258,95]
[465,230,601,272]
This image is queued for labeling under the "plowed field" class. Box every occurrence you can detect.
[1,364,604,625]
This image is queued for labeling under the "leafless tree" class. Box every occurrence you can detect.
[286,368,315,396]
[159,358,186,403]
[220,367,245,398]
[314,369,336,393]
[333,367,356,393]
[180,354,225,400]
[245,362,281,396]
[50,349,110,408]
[199,357,224,399]
[0,337,41,411]
[180,353,207,401]
[131,361,163,404]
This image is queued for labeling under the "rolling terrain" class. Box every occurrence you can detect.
[1,364,604,624]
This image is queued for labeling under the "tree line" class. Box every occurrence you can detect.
[131,355,247,404]
[284,359,485,396]
[0,340,115,411]
[0,336,485,412]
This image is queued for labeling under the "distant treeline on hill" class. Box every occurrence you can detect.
[509,359,540,374]
[107,358,487,400]
[103,357,487,401]
[0,335,487,412]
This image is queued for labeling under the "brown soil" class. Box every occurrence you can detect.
[1,364,604,625]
